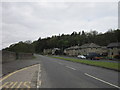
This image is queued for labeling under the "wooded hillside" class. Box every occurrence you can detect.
[3,29,120,53]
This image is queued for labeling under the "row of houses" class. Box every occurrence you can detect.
[43,42,120,59]
[64,43,107,56]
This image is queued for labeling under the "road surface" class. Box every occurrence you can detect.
[1,54,120,88]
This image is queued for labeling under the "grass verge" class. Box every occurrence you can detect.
[50,56,120,71]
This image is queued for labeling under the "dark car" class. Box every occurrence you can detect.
[86,53,102,60]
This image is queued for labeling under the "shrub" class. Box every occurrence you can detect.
[114,55,120,59]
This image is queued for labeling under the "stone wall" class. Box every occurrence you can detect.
[2,51,16,63]
[17,53,33,60]
[0,51,2,63]
[2,51,34,63]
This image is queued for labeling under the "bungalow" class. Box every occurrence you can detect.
[107,42,120,58]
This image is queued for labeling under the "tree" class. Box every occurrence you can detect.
[3,29,120,54]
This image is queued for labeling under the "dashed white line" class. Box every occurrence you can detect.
[66,66,76,70]
[84,73,120,89]
[58,62,63,65]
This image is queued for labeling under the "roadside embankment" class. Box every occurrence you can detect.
[49,56,120,72]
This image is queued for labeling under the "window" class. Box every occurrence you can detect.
[119,52,120,55]
[111,52,113,55]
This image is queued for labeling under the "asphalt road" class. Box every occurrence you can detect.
[1,54,120,88]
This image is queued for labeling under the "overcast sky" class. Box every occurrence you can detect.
[1,0,119,49]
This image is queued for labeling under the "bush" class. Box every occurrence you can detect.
[114,55,120,59]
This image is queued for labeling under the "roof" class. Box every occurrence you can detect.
[66,46,80,50]
[107,42,120,48]
[80,43,101,48]
[53,48,60,50]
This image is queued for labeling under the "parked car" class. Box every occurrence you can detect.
[77,55,86,59]
[86,53,102,60]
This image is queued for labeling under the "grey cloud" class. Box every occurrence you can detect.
[2,2,118,49]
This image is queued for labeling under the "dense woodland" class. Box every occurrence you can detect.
[3,29,120,54]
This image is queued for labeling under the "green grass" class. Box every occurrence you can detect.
[49,56,120,71]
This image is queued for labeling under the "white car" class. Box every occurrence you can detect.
[77,55,86,59]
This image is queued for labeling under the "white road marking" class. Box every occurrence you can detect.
[66,66,76,70]
[58,62,63,65]
[84,73,120,89]
[37,80,41,88]
[37,64,41,88]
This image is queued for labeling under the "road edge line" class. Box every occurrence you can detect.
[37,64,41,88]
[84,73,120,89]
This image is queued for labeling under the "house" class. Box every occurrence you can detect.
[64,43,107,56]
[107,42,120,58]
[79,43,102,55]
[52,48,61,55]
[43,48,62,55]
[43,49,52,55]
[64,46,80,56]
[100,46,108,56]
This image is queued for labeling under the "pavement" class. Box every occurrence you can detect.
[1,54,120,89]
[1,64,41,88]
